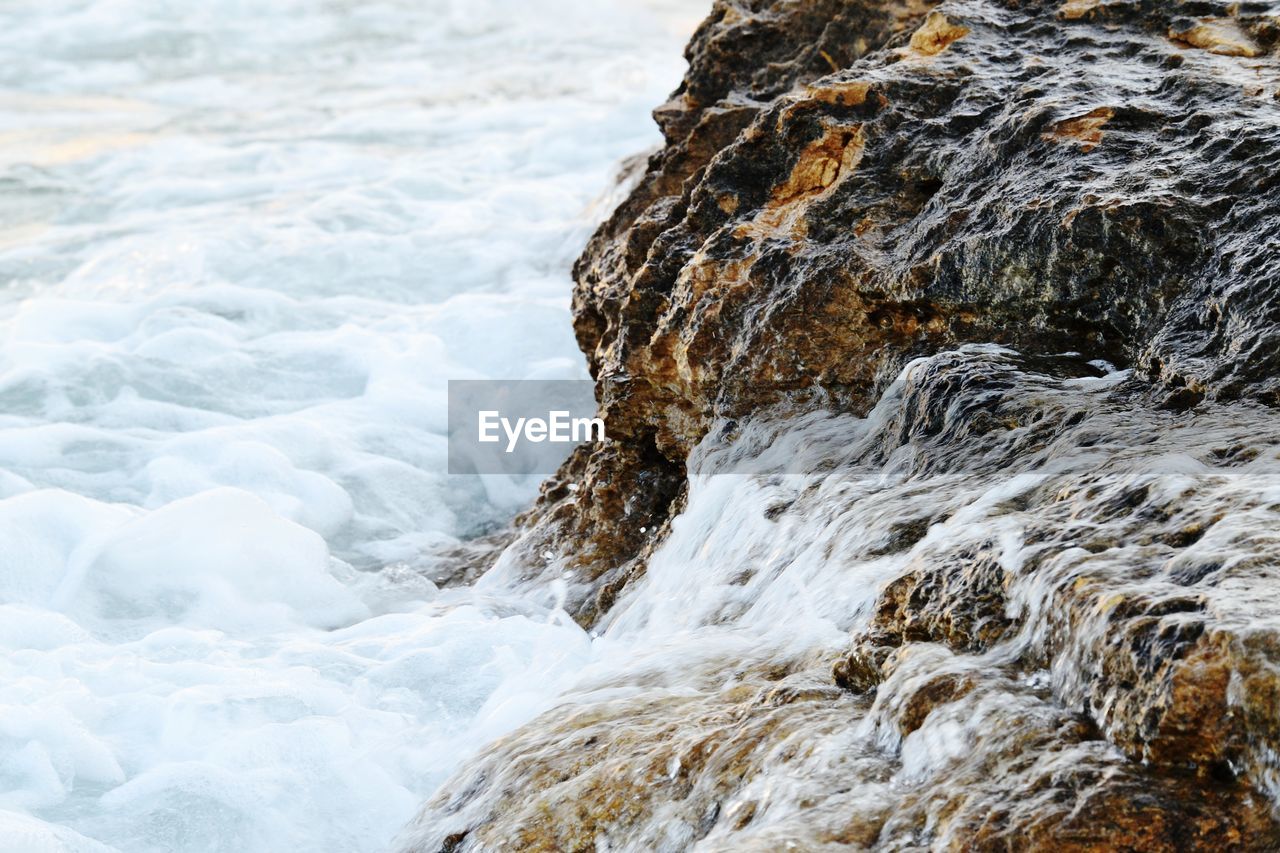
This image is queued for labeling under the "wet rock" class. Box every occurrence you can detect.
[854,349,1280,791]
[402,669,876,852]
[509,441,685,624]
[404,630,1280,851]
[517,0,1280,620]
[833,543,1016,693]
[872,546,1015,651]
[411,0,1280,848]
[427,531,517,588]
[407,347,1280,851]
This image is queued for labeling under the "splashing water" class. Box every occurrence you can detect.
[402,346,1280,850]
[18,2,1276,850]
[0,1,702,850]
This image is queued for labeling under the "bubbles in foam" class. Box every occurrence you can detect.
[0,0,703,848]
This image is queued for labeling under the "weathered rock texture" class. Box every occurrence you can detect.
[406,0,1280,849]
[511,0,1280,625]
[410,348,1280,850]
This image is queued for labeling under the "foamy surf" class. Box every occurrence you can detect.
[0,1,700,849]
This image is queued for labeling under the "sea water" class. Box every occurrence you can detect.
[0,2,701,849]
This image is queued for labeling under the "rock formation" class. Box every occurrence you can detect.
[405,0,1280,849]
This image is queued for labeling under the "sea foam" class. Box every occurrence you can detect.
[0,1,699,849]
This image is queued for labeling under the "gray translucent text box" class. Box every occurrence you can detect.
[448,380,602,475]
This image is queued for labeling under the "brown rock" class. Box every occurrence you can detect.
[408,0,1280,849]
[1172,18,1263,57]
[907,11,970,56]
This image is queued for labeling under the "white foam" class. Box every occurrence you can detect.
[0,0,703,849]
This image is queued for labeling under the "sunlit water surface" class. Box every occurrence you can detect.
[0,2,702,849]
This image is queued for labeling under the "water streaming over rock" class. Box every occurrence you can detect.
[401,0,1280,848]
[7,0,1280,848]
[403,347,1280,850]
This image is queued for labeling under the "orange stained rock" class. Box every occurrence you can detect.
[771,124,866,207]
[1043,106,1115,152]
[1173,18,1262,57]
[908,11,970,56]
[1059,0,1100,20]
[807,80,874,108]
[731,123,866,243]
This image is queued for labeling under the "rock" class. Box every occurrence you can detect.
[509,0,1280,621]
[409,0,1280,848]
[406,349,1280,851]
[1171,17,1263,57]
[403,628,1279,851]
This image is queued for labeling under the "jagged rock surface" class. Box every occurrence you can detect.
[409,348,1280,850]
[407,0,1280,849]
[511,0,1280,625]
